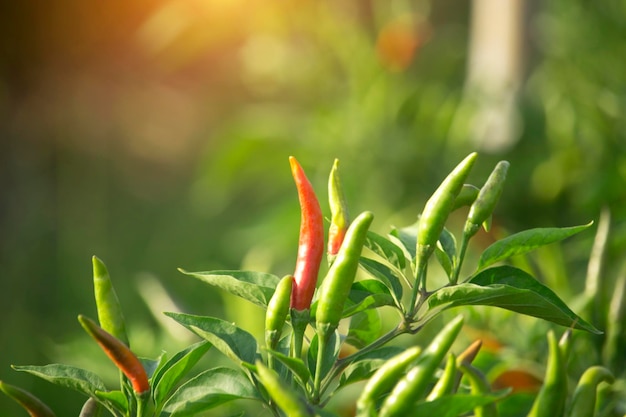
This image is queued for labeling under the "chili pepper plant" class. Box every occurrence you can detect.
[1,154,624,416]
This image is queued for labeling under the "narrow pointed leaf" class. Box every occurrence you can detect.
[427,266,600,334]
[343,280,396,317]
[12,364,107,396]
[161,367,261,416]
[165,313,258,364]
[265,350,312,386]
[477,223,593,270]
[359,257,404,303]
[153,341,212,406]
[178,270,279,308]
[365,231,406,269]
[346,309,382,349]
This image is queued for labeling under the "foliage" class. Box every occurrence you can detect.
[2,154,624,416]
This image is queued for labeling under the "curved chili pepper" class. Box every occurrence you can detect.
[78,315,150,395]
[316,211,374,334]
[417,153,478,257]
[528,330,567,417]
[379,315,464,417]
[0,380,57,417]
[265,275,293,350]
[356,346,422,415]
[567,366,614,417]
[289,156,325,311]
[92,256,129,347]
[426,352,457,401]
[464,160,509,237]
[328,158,350,260]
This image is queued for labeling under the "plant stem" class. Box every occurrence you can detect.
[410,257,428,317]
[451,233,470,284]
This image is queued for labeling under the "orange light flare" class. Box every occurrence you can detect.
[375,14,432,72]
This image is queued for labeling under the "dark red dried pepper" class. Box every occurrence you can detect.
[289,156,325,311]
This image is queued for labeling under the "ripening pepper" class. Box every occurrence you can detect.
[0,380,56,417]
[78,315,150,396]
[289,156,325,311]
[327,158,350,259]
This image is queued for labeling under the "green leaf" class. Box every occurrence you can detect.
[427,266,600,334]
[165,313,258,364]
[177,269,279,308]
[12,364,107,396]
[338,358,386,389]
[346,309,382,349]
[140,356,163,381]
[411,392,509,417]
[161,367,261,416]
[359,258,404,303]
[94,390,127,414]
[435,228,457,278]
[344,280,397,317]
[266,350,312,387]
[390,222,418,260]
[308,330,341,380]
[365,231,406,269]
[477,223,593,270]
[152,341,212,406]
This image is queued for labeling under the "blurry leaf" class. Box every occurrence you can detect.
[13,364,107,396]
[359,258,404,303]
[265,350,311,387]
[165,313,258,364]
[346,309,382,349]
[338,358,385,388]
[435,228,457,278]
[178,269,279,308]
[161,367,261,416]
[153,341,212,406]
[477,223,593,270]
[365,230,406,269]
[94,390,127,414]
[140,356,163,381]
[390,222,418,260]
[427,266,600,334]
[344,280,397,318]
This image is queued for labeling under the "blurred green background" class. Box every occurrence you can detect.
[1,0,625,414]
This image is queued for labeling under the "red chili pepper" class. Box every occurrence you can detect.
[78,315,150,395]
[289,156,324,311]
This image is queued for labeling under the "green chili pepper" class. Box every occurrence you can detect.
[316,211,374,334]
[457,362,498,417]
[379,315,465,417]
[92,256,129,347]
[328,158,350,260]
[426,352,457,401]
[412,153,477,302]
[528,331,567,417]
[265,275,293,350]
[78,315,150,396]
[356,346,422,416]
[289,156,325,312]
[566,366,614,417]
[255,361,314,417]
[417,153,478,257]
[464,160,509,237]
[78,398,101,417]
[0,380,56,417]
[451,184,480,211]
